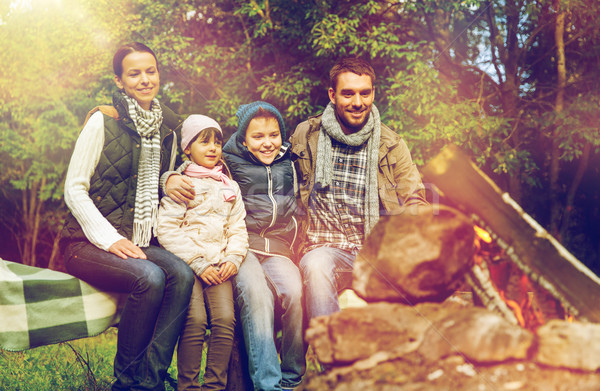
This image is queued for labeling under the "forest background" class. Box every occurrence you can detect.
[1,0,599,275]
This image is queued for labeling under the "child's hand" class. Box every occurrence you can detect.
[218,262,238,281]
[200,265,223,286]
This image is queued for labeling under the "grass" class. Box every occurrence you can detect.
[1,328,320,390]
[0,328,176,391]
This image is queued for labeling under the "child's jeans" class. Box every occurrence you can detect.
[234,251,306,390]
[177,276,235,391]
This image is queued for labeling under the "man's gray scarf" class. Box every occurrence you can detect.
[121,93,163,247]
[315,102,381,235]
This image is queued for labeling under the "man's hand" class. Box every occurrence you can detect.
[165,174,195,204]
[218,261,238,281]
[200,265,223,286]
[108,238,147,260]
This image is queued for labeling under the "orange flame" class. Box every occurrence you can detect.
[500,291,526,327]
[474,225,492,243]
[473,225,548,331]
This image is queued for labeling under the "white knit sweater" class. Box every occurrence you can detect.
[64,111,125,251]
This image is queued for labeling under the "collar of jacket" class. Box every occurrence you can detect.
[111,90,182,144]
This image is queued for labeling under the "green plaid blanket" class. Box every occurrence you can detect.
[0,258,122,351]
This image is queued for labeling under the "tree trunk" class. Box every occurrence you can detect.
[501,0,524,203]
[19,178,46,266]
[550,1,566,237]
[47,225,63,271]
[559,142,591,239]
[21,184,37,266]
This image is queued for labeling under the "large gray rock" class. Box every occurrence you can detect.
[418,307,534,363]
[353,205,475,304]
[305,302,463,365]
[536,319,600,371]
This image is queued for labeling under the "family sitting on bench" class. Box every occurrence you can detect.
[56,42,427,391]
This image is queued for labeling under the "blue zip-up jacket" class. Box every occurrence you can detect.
[222,133,298,260]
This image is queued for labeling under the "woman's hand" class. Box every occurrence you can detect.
[165,174,195,204]
[108,239,147,260]
[218,262,238,281]
[200,265,223,286]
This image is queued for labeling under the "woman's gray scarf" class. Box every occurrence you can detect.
[315,102,381,235]
[121,92,163,247]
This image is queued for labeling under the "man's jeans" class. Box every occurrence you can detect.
[234,251,306,390]
[64,241,194,391]
[299,247,355,320]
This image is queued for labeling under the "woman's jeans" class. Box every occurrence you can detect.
[64,241,194,391]
[298,246,355,321]
[177,276,235,391]
[234,251,306,390]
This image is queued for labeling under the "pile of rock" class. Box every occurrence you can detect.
[300,206,600,390]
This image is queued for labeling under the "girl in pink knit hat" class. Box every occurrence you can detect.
[157,114,249,391]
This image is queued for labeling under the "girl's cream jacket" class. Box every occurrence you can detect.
[157,173,248,277]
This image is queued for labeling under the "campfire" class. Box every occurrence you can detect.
[469,224,550,330]
[421,145,600,324]
[299,145,600,391]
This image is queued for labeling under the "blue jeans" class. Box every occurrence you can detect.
[234,251,306,390]
[64,241,194,391]
[299,247,354,320]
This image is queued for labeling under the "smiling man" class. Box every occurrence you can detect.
[291,57,428,320]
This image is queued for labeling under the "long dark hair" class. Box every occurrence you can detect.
[112,42,159,77]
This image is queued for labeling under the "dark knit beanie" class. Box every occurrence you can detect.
[236,101,286,140]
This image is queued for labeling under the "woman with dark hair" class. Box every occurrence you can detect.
[60,42,194,390]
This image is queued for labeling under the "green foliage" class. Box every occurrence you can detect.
[0,0,118,265]
[1,0,600,267]
[543,93,600,162]
[311,13,360,57]
[259,67,325,129]
[382,44,509,168]
[1,100,78,200]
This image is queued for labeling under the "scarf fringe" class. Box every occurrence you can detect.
[132,204,158,248]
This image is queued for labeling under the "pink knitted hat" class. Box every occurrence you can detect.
[181,114,222,151]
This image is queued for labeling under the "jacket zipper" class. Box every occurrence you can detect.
[290,216,298,249]
[260,166,278,252]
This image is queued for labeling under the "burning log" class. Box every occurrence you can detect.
[421,144,600,323]
[465,259,520,325]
